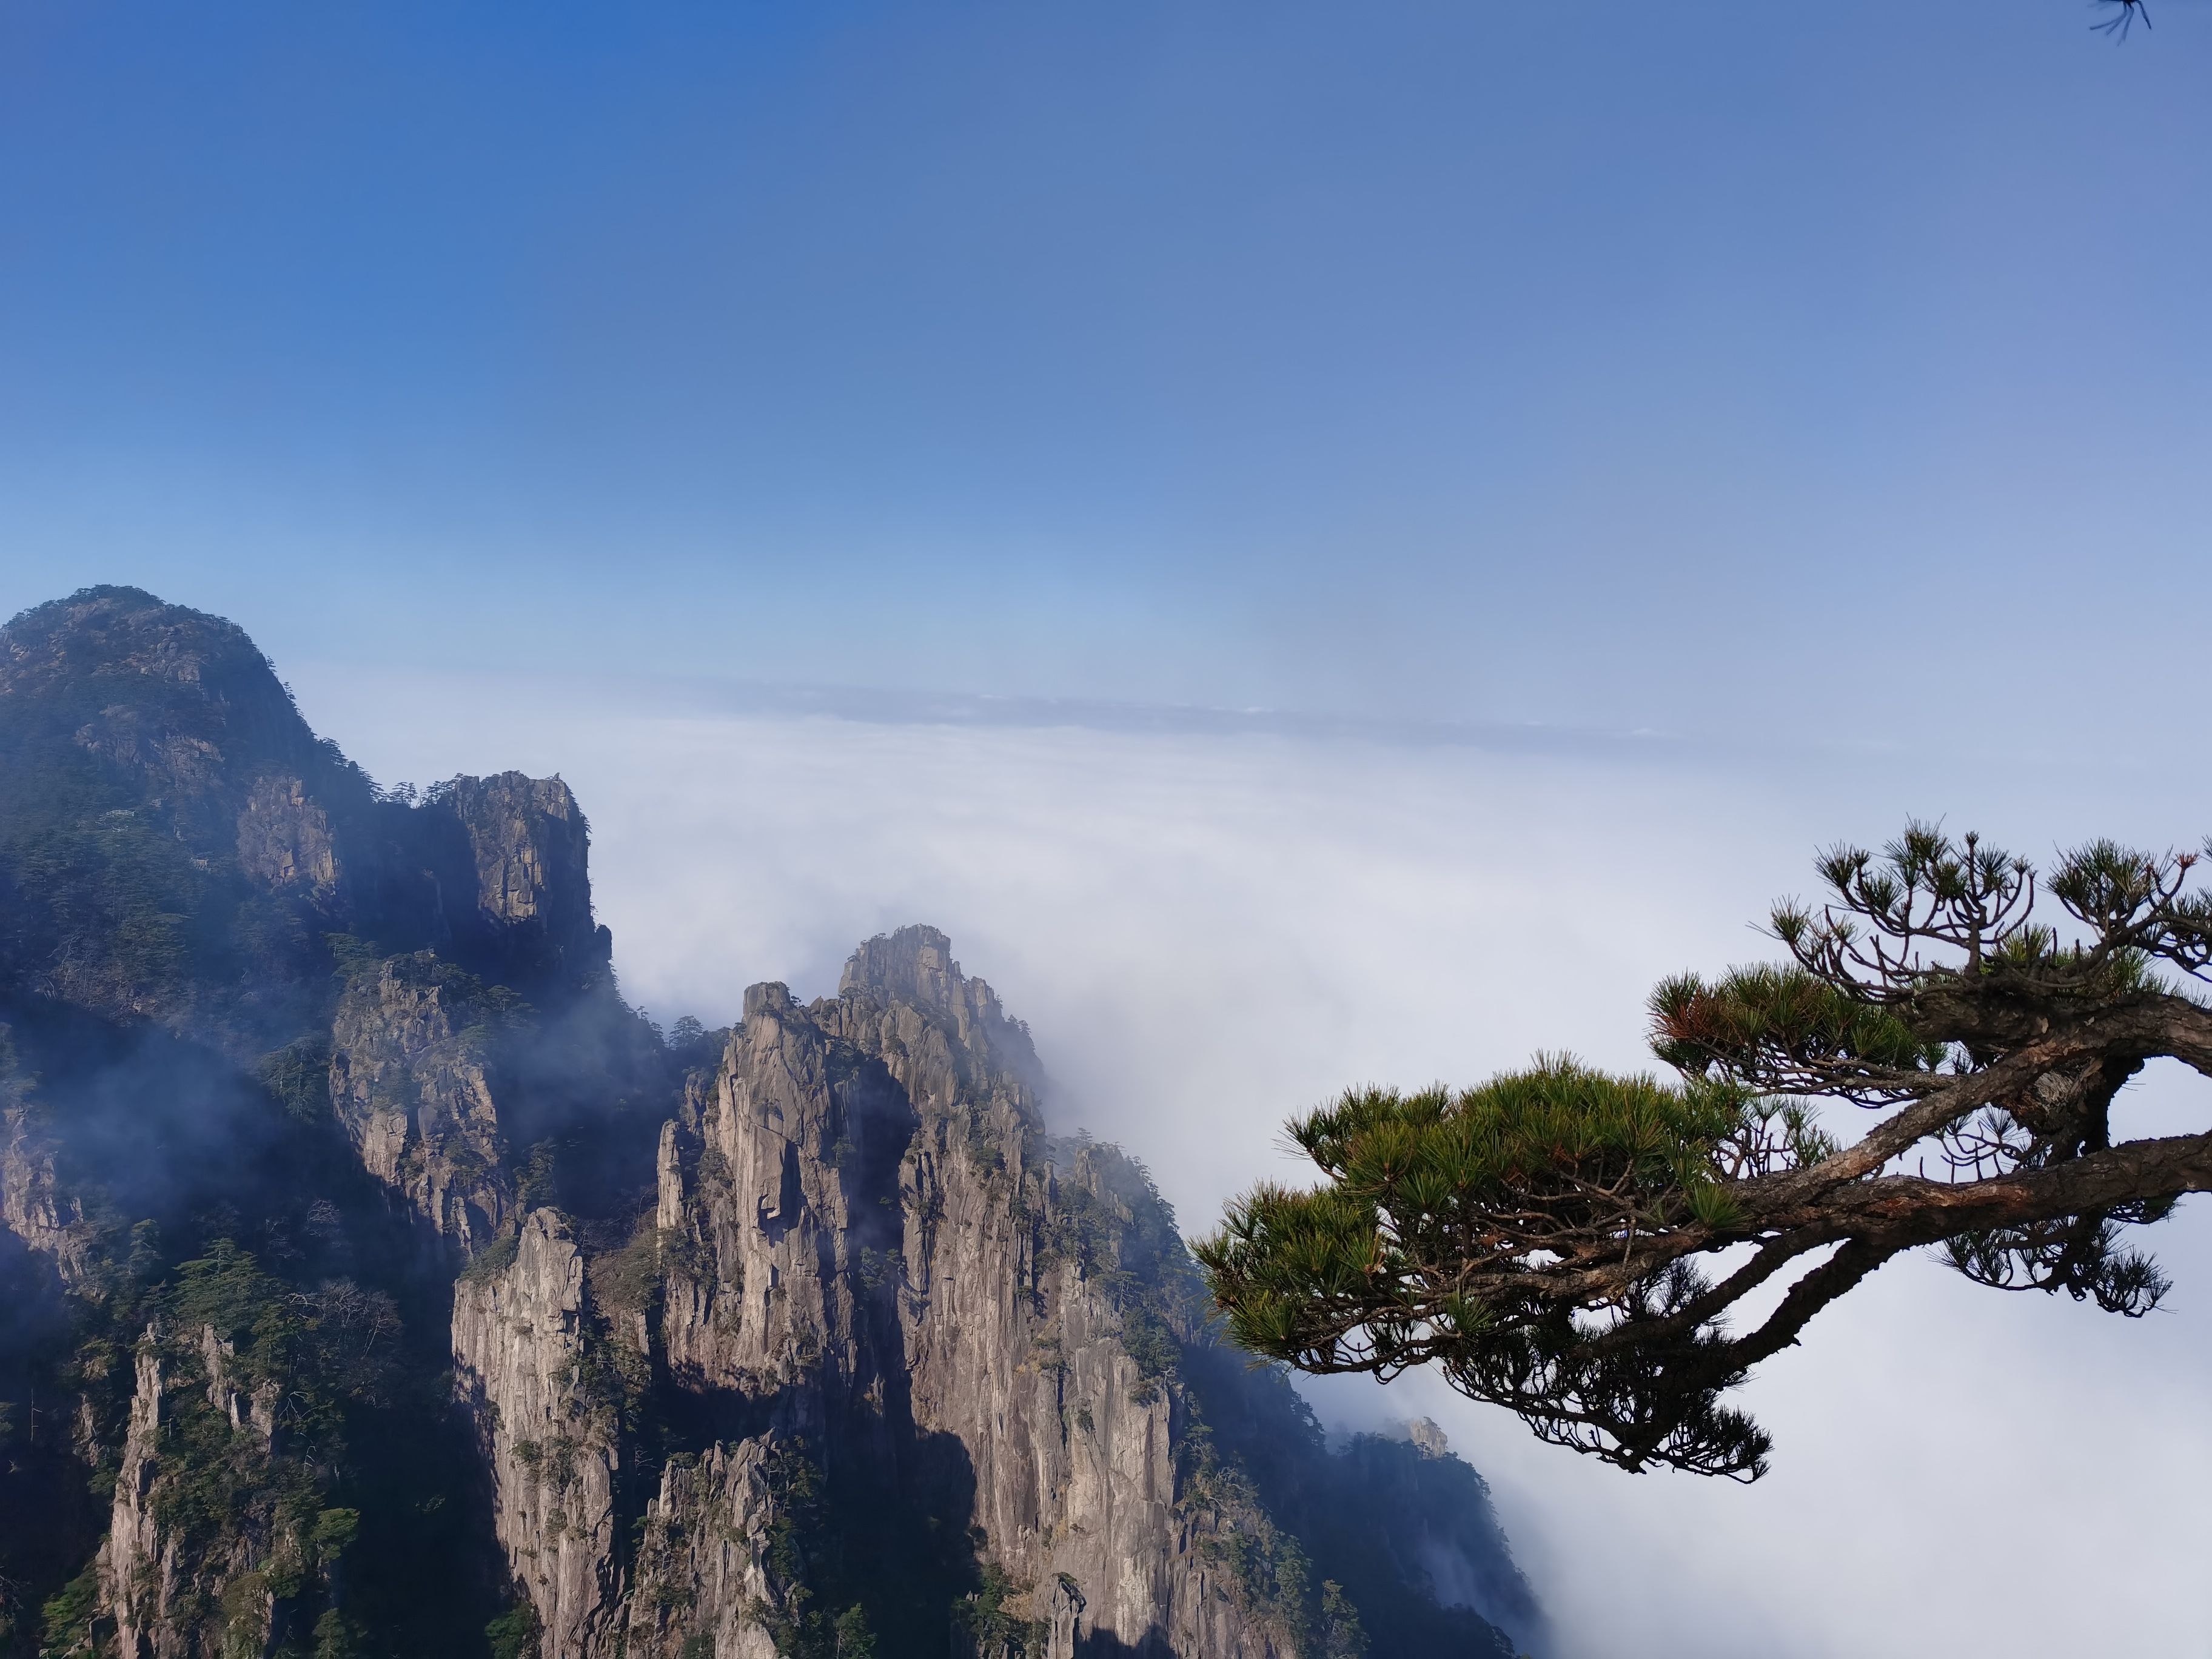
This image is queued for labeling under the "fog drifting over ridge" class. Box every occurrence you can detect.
[301,662,2212,1659]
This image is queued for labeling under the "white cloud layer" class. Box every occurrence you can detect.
[301,663,2212,1659]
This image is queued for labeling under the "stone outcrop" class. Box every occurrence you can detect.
[444,773,593,925]
[1,1095,93,1289]
[235,774,342,897]
[452,1211,625,1656]
[100,1326,286,1659]
[440,928,1335,1656]
[836,937,1242,1652]
[620,1439,787,1659]
[656,977,907,1404]
[195,1326,278,1448]
[329,954,512,1252]
[433,773,611,990]
[103,1336,179,1659]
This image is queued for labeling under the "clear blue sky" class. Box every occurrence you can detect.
[4,0,2208,752]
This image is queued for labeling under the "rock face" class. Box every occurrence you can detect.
[0,589,1546,1659]
[329,953,514,1253]
[655,976,909,1401]
[102,1337,181,1659]
[814,929,1278,1654]
[453,1212,625,1656]
[620,1439,786,1659]
[235,774,344,897]
[1,1093,89,1287]
[437,773,609,988]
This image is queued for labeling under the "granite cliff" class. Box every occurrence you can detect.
[0,589,1546,1659]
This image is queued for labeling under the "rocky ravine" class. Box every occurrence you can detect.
[0,588,1545,1659]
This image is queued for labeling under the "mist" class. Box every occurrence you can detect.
[298,660,2212,1659]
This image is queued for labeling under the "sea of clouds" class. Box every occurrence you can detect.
[302,662,2212,1659]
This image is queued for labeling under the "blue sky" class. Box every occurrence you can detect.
[5,0,2210,751]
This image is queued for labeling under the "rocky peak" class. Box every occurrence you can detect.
[440,773,593,924]
[840,924,965,1012]
[0,588,371,1041]
[0,594,620,1048]
[423,772,611,991]
[617,927,1501,1658]
[837,925,1044,1107]
[0,585,291,711]
[0,586,333,809]
[741,979,798,1022]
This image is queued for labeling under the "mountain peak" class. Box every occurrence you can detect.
[0,583,323,793]
[839,923,962,1010]
[5,584,282,699]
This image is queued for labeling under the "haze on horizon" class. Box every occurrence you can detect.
[5,2,2211,1655]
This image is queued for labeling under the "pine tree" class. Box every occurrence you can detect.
[1198,825,2212,1479]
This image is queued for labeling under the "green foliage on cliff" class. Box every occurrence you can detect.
[483,1601,541,1659]
[1316,1580,1369,1659]
[84,1242,417,1654]
[35,1564,100,1659]
[951,1564,1044,1657]
[0,1049,512,1659]
[259,1037,335,1122]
